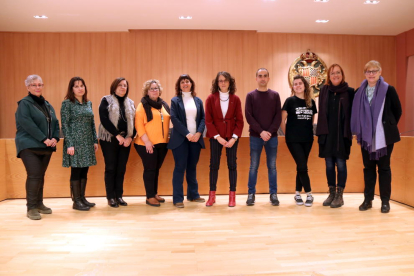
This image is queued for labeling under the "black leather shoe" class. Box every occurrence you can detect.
[381,203,390,213]
[108,198,119,208]
[270,193,280,206]
[246,194,255,206]
[116,198,128,206]
[359,200,372,211]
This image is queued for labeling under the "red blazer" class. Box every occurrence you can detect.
[205,92,244,139]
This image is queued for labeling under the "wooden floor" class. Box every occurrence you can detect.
[1,194,414,276]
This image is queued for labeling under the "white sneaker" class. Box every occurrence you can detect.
[305,194,314,207]
[294,194,304,206]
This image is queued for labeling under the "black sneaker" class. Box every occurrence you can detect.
[304,194,314,207]
[270,193,279,206]
[294,194,304,206]
[246,194,255,206]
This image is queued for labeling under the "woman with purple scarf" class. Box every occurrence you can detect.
[351,60,402,213]
[316,64,355,208]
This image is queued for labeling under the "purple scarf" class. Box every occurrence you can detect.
[351,76,388,160]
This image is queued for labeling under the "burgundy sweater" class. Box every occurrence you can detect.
[245,89,282,138]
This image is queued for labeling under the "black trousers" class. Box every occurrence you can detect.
[286,142,313,193]
[20,149,52,210]
[100,139,131,199]
[209,138,239,192]
[361,144,394,203]
[70,167,89,181]
[135,143,168,199]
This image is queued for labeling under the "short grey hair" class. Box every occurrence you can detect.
[24,75,43,86]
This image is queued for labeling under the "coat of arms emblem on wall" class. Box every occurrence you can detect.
[288,49,327,97]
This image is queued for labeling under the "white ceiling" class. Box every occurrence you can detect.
[1,0,413,35]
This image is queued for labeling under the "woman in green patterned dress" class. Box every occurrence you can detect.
[61,77,98,211]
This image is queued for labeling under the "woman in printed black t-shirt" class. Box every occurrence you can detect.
[281,75,317,207]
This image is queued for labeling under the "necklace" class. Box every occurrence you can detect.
[219,90,229,102]
[120,108,127,122]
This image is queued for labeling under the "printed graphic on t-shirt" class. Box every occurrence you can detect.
[295,107,313,120]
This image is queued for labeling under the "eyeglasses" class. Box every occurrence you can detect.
[218,80,229,83]
[29,84,44,88]
[330,71,342,76]
[149,88,159,91]
[365,70,379,75]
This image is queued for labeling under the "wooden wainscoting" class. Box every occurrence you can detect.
[5,137,413,207]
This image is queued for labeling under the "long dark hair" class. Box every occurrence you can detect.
[110,77,129,97]
[65,76,88,103]
[291,75,313,108]
[210,71,237,94]
[175,74,196,96]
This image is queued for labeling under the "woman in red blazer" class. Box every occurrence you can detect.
[205,71,244,207]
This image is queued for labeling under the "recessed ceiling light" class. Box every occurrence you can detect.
[316,20,329,23]
[364,0,380,4]
[34,15,48,19]
[314,0,329,2]
[179,16,192,20]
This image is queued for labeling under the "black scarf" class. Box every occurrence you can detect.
[141,96,170,122]
[28,92,46,105]
[28,92,50,120]
[316,82,351,139]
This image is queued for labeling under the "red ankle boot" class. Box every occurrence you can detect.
[206,191,216,207]
[229,191,236,207]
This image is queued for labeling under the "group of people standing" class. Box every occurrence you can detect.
[15,60,402,220]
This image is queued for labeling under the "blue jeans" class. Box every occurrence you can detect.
[325,157,347,188]
[172,139,202,204]
[247,136,278,194]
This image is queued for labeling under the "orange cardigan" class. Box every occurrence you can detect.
[134,103,170,146]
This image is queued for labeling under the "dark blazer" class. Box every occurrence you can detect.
[381,86,402,145]
[205,93,244,139]
[355,85,402,145]
[168,95,205,150]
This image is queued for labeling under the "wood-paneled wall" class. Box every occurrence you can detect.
[3,137,414,207]
[396,27,414,136]
[0,140,7,201]
[0,30,396,138]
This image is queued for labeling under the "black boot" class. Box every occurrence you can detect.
[330,187,344,208]
[80,178,95,207]
[71,180,90,211]
[323,186,336,206]
[36,178,52,214]
[359,199,372,211]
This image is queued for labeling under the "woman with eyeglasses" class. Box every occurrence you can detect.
[98,77,136,208]
[205,71,244,207]
[281,75,317,207]
[316,64,355,208]
[61,77,98,211]
[351,60,402,213]
[168,74,206,208]
[15,75,60,220]
[134,80,170,207]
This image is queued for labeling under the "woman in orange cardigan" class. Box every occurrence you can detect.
[134,79,171,207]
[205,71,244,207]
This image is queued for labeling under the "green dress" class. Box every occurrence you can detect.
[61,99,98,168]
